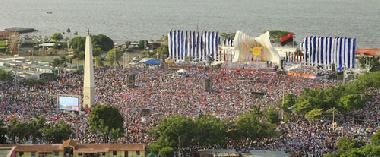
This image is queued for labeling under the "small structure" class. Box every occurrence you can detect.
[38,43,56,48]
[250,150,289,157]
[4,27,36,34]
[36,66,54,73]
[147,40,162,50]
[198,149,240,157]
[0,139,146,157]
[356,48,380,57]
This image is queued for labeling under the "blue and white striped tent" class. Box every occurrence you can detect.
[222,38,234,47]
[167,30,219,62]
[300,36,357,72]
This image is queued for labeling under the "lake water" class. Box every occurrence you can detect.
[1,0,379,47]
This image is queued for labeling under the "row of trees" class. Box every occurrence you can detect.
[282,71,380,120]
[0,117,73,144]
[148,107,279,157]
[70,34,114,59]
[324,130,380,157]
[0,104,125,144]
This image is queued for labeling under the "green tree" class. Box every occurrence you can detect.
[51,33,63,41]
[28,116,46,143]
[338,94,365,111]
[358,56,368,69]
[336,137,365,154]
[7,118,20,143]
[138,40,147,49]
[0,120,7,144]
[106,48,122,66]
[88,104,124,143]
[323,152,337,157]
[91,34,114,52]
[7,118,29,143]
[265,108,280,124]
[372,130,380,145]
[93,47,102,56]
[149,116,195,150]
[330,135,380,157]
[353,144,380,156]
[0,69,13,82]
[70,36,86,51]
[159,146,174,157]
[94,56,104,67]
[78,51,85,60]
[51,58,64,67]
[305,108,323,121]
[70,35,114,59]
[193,115,227,147]
[42,120,73,143]
[148,137,172,156]
[109,128,123,143]
[154,45,169,59]
[282,93,296,113]
[234,109,277,140]
[293,98,312,114]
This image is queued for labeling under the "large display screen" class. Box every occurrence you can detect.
[59,96,80,111]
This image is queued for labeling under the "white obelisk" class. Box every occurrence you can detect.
[83,31,96,108]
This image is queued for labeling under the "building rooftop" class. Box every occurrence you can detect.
[0,140,145,153]
[356,48,380,56]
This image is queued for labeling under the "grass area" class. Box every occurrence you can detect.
[0,40,7,48]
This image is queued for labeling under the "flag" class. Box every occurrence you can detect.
[280,33,294,43]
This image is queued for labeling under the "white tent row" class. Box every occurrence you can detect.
[166,30,282,66]
[167,30,219,62]
[300,36,357,72]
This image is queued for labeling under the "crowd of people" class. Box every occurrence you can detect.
[0,65,378,156]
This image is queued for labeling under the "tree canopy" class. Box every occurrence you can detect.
[0,69,13,82]
[106,48,123,66]
[92,34,114,52]
[193,115,227,147]
[1,116,74,144]
[233,108,277,140]
[42,120,73,143]
[154,45,169,59]
[70,36,86,52]
[149,109,278,156]
[287,71,380,119]
[51,33,63,41]
[70,34,114,59]
[88,104,124,143]
[324,130,380,157]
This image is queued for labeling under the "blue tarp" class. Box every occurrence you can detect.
[141,58,161,65]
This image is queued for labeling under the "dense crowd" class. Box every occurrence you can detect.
[0,66,378,156]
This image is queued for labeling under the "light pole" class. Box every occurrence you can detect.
[332,107,336,131]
